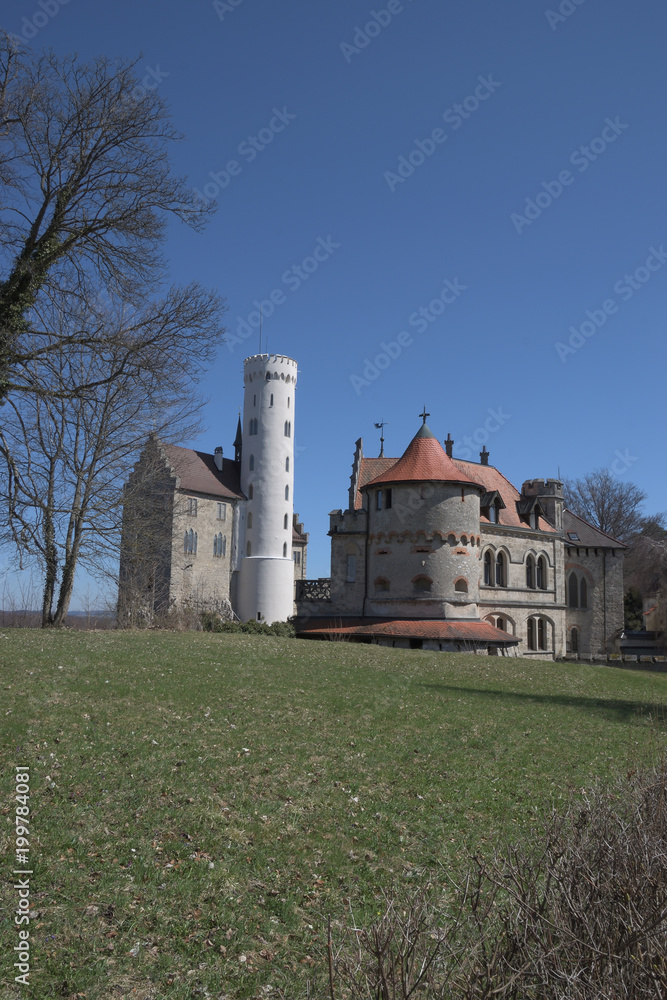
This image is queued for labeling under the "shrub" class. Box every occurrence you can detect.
[200,614,295,637]
[328,760,667,999]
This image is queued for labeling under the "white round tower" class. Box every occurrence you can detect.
[237,353,297,623]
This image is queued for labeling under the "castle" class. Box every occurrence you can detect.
[295,416,625,659]
[118,353,308,625]
[118,351,625,658]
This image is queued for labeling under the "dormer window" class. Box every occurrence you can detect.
[517,497,542,528]
[480,491,505,524]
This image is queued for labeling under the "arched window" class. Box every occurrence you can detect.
[285,457,289,472]
[375,577,390,592]
[526,555,535,589]
[526,616,548,650]
[484,550,493,586]
[213,534,218,556]
[265,372,271,381]
[183,531,188,554]
[284,513,289,529]
[495,552,506,587]
[538,618,546,650]
[248,483,254,499]
[222,535,227,557]
[249,455,255,471]
[413,576,432,593]
[496,617,505,631]
[270,394,274,407]
[285,485,289,501]
[580,577,588,609]
[247,512,252,529]
[568,572,579,608]
[284,421,291,437]
[570,627,579,653]
[283,542,287,557]
[287,397,291,408]
[246,540,252,556]
[454,578,468,593]
[537,556,547,590]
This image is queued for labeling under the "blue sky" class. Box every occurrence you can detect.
[3,0,667,597]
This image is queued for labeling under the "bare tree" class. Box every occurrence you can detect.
[623,516,667,636]
[0,32,214,400]
[0,295,213,626]
[564,469,648,543]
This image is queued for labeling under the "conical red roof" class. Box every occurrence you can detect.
[364,424,481,488]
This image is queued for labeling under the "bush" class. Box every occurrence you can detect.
[200,613,295,637]
[328,760,667,999]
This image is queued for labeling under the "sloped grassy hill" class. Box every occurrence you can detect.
[1,630,665,999]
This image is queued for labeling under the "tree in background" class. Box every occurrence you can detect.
[623,516,667,638]
[0,33,215,401]
[564,470,667,638]
[563,469,647,543]
[0,294,218,626]
[623,587,644,631]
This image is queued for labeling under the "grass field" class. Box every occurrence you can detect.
[1,630,666,999]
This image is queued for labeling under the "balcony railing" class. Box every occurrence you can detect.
[296,579,331,602]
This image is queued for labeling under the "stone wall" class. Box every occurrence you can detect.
[118,437,177,622]
[480,524,566,656]
[565,546,624,654]
[170,493,237,613]
[329,509,367,614]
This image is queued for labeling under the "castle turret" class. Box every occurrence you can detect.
[237,354,297,623]
[361,423,485,620]
[522,479,564,531]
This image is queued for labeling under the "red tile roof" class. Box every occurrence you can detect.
[355,457,399,509]
[364,425,481,490]
[356,449,553,531]
[297,617,518,644]
[161,443,245,500]
[452,460,555,532]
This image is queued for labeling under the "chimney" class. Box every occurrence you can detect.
[214,446,223,471]
[480,446,489,466]
[445,433,454,458]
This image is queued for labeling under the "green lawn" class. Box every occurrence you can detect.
[1,630,666,999]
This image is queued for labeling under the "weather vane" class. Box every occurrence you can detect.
[374,420,389,458]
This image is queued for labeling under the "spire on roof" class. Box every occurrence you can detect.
[364,422,481,488]
[419,406,430,425]
[234,413,242,464]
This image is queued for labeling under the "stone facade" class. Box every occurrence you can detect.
[118,354,308,624]
[297,425,625,658]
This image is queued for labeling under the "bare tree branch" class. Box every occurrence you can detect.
[563,469,648,543]
[0,31,215,399]
[0,293,217,626]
